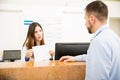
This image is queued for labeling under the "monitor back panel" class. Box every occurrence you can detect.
[55,43,90,60]
[3,50,21,61]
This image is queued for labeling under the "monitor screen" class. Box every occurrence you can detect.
[55,42,90,60]
[3,50,21,62]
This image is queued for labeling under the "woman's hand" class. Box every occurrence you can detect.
[49,50,54,60]
[26,49,33,58]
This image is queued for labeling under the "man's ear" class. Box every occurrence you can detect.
[90,15,95,24]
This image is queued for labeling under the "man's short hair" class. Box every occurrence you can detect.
[85,0,108,21]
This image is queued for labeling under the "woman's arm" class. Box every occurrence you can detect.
[21,47,33,62]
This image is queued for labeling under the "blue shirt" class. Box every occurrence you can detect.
[76,24,120,80]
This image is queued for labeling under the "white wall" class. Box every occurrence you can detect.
[110,18,120,37]
[0,0,120,51]
[0,0,65,51]
[0,10,22,50]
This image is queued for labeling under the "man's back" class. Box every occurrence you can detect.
[104,28,120,80]
[86,25,120,80]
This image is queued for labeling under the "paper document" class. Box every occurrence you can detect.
[32,45,51,62]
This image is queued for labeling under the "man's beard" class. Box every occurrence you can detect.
[87,27,92,34]
[87,21,93,34]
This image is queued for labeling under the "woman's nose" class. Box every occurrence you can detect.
[38,31,42,35]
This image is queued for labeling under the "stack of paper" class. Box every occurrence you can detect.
[32,45,51,62]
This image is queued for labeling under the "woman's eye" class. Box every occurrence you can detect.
[39,30,42,32]
[35,31,37,33]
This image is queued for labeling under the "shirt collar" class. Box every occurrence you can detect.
[91,24,109,41]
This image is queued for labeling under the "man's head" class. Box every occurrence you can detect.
[84,0,108,33]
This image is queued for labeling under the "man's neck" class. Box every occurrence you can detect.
[93,20,107,33]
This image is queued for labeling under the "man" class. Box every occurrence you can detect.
[59,1,120,80]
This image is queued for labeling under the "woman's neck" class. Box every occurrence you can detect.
[36,41,41,46]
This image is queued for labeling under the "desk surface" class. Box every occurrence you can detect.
[0,60,86,80]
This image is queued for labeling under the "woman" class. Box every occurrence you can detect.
[21,22,54,61]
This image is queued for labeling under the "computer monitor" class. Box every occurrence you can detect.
[55,42,90,60]
[3,50,21,62]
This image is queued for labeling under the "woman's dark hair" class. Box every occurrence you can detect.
[23,22,45,49]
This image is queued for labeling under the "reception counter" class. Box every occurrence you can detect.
[0,60,86,80]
